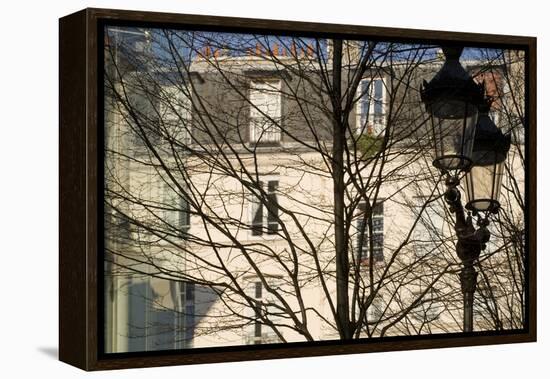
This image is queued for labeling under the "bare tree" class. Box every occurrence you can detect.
[102,28,526,351]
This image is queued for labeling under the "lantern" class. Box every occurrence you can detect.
[421,46,485,172]
[464,103,511,213]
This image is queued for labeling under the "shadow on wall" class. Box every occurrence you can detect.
[124,277,218,352]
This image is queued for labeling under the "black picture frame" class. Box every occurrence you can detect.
[59,8,537,371]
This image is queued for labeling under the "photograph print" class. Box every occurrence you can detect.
[101,24,528,354]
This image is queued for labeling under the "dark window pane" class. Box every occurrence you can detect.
[267,180,278,192]
[267,181,279,234]
[373,201,384,215]
[251,201,263,235]
[179,195,191,232]
[255,282,262,298]
[251,181,264,235]
[254,306,262,338]
[373,218,384,229]
[186,282,195,302]
[357,201,384,262]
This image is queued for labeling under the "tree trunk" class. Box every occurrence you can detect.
[331,39,351,339]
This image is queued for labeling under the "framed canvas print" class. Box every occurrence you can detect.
[59,8,536,371]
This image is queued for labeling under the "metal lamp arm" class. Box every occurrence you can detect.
[443,176,490,255]
[443,175,492,332]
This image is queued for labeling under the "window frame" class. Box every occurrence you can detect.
[161,180,191,236]
[248,176,280,239]
[355,76,387,137]
[249,79,283,145]
[355,200,385,264]
[243,278,282,345]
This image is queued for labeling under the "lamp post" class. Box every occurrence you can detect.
[421,46,510,332]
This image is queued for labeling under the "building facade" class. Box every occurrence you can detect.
[102,28,526,352]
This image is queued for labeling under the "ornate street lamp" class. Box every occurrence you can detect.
[421,46,510,333]
[421,46,485,172]
[465,102,512,214]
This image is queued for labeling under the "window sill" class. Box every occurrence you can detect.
[248,141,282,148]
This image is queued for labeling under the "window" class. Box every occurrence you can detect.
[249,80,282,144]
[245,279,281,345]
[162,182,191,235]
[249,179,279,236]
[177,282,196,348]
[356,201,384,263]
[125,85,162,146]
[253,282,262,341]
[159,85,192,145]
[356,77,386,136]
